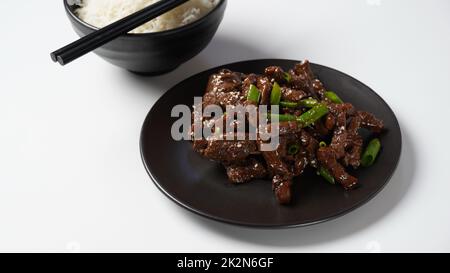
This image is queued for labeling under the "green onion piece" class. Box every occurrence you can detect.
[280,101,299,108]
[270,82,282,105]
[325,91,344,104]
[361,138,381,167]
[269,114,297,122]
[283,72,292,83]
[288,144,300,155]
[319,141,327,148]
[299,98,319,108]
[317,166,335,184]
[247,84,261,104]
[297,103,329,127]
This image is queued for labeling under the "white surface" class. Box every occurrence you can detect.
[0,0,449,252]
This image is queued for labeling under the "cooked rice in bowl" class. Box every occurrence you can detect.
[76,0,220,34]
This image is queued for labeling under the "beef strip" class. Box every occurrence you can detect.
[272,175,292,205]
[206,69,243,94]
[277,121,302,136]
[324,114,336,130]
[241,73,258,99]
[289,60,319,98]
[343,116,363,168]
[299,130,319,168]
[262,147,293,204]
[281,87,308,102]
[293,148,309,176]
[317,147,358,189]
[226,158,267,184]
[356,111,384,133]
[204,69,245,108]
[329,103,356,159]
[202,139,257,164]
[312,79,326,99]
[265,66,286,83]
[257,76,272,105]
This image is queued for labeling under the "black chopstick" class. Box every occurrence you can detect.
[51,0,189,66]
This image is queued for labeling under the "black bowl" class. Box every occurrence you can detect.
[64,0,227,75]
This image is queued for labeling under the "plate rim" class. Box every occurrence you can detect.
[139,59,402,229]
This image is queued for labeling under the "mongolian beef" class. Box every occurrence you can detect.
[192,60,384,205]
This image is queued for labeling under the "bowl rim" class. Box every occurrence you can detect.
[64,0,227,38]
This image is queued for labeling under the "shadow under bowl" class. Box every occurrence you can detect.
[63,0,227,75]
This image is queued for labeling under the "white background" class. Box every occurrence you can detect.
[1,0,449,252]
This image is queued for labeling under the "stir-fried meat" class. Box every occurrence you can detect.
[262,147,293,204]
[343,133,363,168]
[324,114,336,130]
[328,102,356,118]
[312,79,326,99]
[257,76,273,105]
[204,69,245,108]
[192,61,384,205]
[317,147,358,189]
[356,111,384,133]
[262,150,292,178]
[293,149,309,176]
[343,116,363,168]
[226,158,267,184]
[206,69,243,94]
[289,60,319,98]
[281,87,307,102]
[242,73,258,99]
[272,175,292,205]
[312,120,330,138]
[278,121,301,136]
[265,66,286,83]
[202,139,258,164]
[329,102,357,159]
[299,130,319,168]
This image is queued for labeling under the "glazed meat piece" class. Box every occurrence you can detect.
[328,102,356,119]
[241,73,258,99]
[356,111,384,133]
[272,175,292,205]
[343,116,364,168]
[203,69,245,108]
[293,149,309,176]
[281,87,307,102]
[329,102,357,159]
[202,139,258,164]
[343,134,363,168]
[299,130,319,168]
[257,76,272,105]
[317,147,358,190]
[264,66,286,83]
[277,121,302,136]
[262,150,292,178]
[226,158,267,184]
[289,60,319,98]
[206,69,243,94]
[324,114,336,130]
[312,79,326,99]
[262,143,293,204]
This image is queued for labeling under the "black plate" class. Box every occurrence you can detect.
[140,59,401,228]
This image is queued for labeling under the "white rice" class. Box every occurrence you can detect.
[76,0,220,34]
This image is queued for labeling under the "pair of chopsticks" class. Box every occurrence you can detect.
[51,0,189,66]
